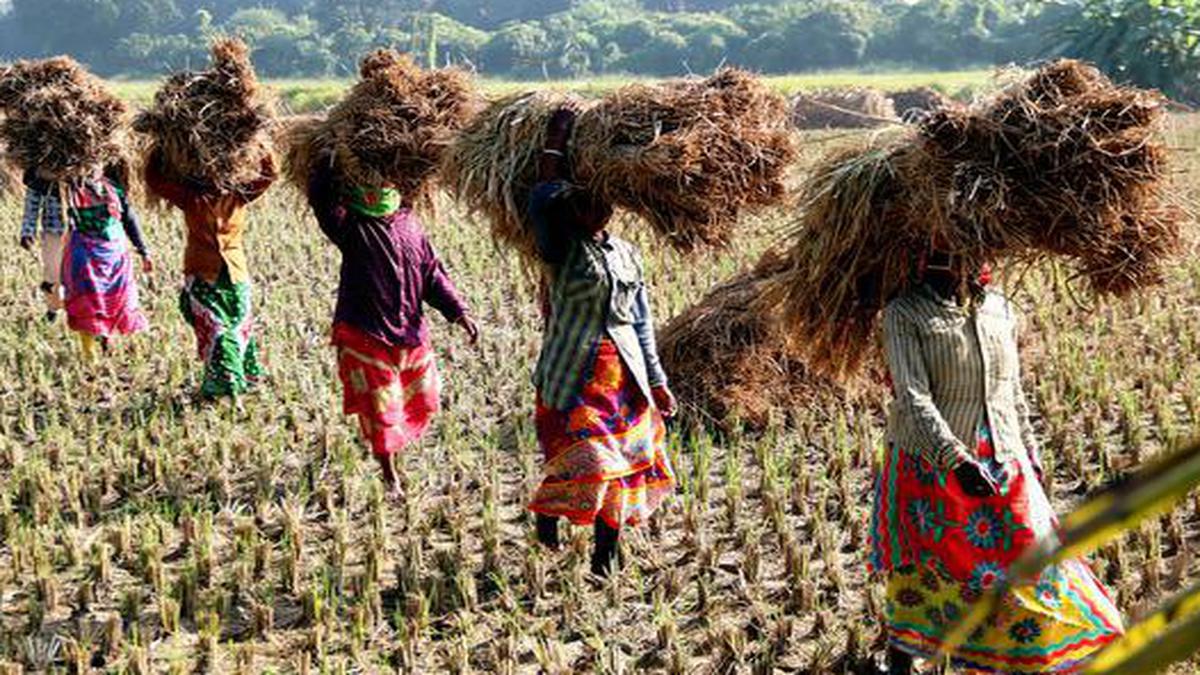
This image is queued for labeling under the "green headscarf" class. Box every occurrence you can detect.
[347,185,402,217]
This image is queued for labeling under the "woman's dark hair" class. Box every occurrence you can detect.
[545,186,609,234]
[533,183,615,265]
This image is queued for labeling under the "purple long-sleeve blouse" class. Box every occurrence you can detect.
[308,170,467,348]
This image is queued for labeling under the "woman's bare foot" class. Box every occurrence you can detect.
[377,454,405,502]
[384,478,405,503]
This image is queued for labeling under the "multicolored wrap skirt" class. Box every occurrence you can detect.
[529,338,675,530]
[63,230,148,337]
[180,271,263,397]
[333,322,440,458]
[870,427,1124,672]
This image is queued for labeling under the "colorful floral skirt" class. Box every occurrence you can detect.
[333,322,440,458]
[63,231,147,337]
[179,271,263,397]
[529,339,675,530]
[870,428,1123,672]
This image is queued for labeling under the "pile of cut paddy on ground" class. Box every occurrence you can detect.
[791,88,898,129]
[0,56,127,180]
[283,49,478,206]
[133,38,274,198]
[442,68,796,262]
[889,87,955,120]
[761,60,1183,381]
[658,252,882,431]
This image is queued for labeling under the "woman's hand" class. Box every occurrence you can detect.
[456,315,480,347]
[19,235,33,251]
[954,459,998,498]
[539,107,578,182]
[651,384,677,418]
[140,255,154,274]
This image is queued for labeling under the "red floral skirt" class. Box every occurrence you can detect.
[333,323,440,458]
[870,427,1123,672]
[529,339,675,529]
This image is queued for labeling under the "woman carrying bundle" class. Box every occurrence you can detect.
[18,168,67,322]
[871,249,1123,673]
[145,151,275,401]
[60,164,152,363]
[305,161,479,498]
[527,107,677,577]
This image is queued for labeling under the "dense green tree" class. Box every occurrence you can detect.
[729,3,871,71]
[1055,0,1200,102]
[869,0,1016,66]
[425,14,490,65]
[4,0,178,65]
[430,0,574,28]
[311,0,426,30]
[0,0,1129,81]
[480,21,552,77]
[225,9,333,76]
[625,29,689,74]
[116,32,208,72]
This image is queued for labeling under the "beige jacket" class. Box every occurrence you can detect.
[882,284,1040,471]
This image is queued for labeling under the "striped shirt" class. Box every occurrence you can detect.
[19,171,66,238]
[882,284,1040,471]
[533,233,667,412]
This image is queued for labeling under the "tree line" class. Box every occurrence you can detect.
[0,0,1196,102]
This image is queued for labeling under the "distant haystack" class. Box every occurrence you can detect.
[791,88,897,129]
[890,87,955,121]
[658,251,884,432]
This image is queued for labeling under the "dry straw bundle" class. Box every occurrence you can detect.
[440,90,580,258]
[762,60,1183,381]
[0,56,127,180]
[442,68,796,261]
[133,38,274,196]
[658,252,880,431]
[283,49,478,204]
[573,69,797,251]
[791,88,898,129]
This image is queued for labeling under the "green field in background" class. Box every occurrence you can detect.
[109,68,996,113]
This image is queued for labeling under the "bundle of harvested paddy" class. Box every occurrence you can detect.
[658,252,881,431]
[791,88,897,129]
[439,90,580,258]
[282,49,478,205]
[442,68,796,261]
[0,57,87,108]
[278,113,326,193]
[762,60,1182,381]
[133,38,274,196]
[889,86,954,120]
[0,56,126,180]
[573,69,797,252]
